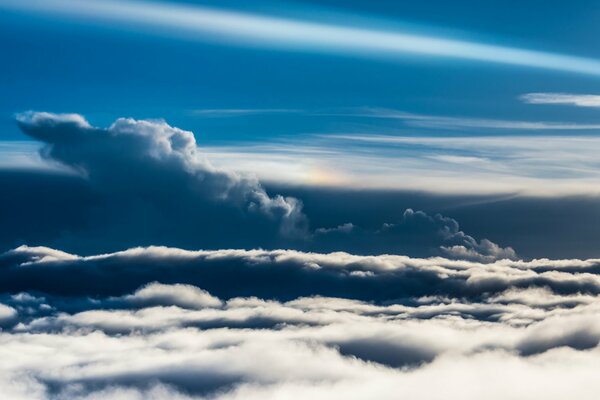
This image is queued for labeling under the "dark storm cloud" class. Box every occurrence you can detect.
[0,111,514,261]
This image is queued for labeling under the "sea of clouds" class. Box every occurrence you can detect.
[1,245,600,399]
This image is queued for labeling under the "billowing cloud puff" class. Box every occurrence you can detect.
[13,111,308,252]
[1,244,600,399]
[121,282,223,309]
[0,303,17,326]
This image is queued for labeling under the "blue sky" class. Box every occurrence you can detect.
[2,0,600,143]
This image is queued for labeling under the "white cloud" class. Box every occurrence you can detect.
[14,111,308,246]
[521,93,600,108]
[2,275,600,398]
[0,303,17,324]
[2,243,600,398]
[348,108,600,130]
[122,282,223,309]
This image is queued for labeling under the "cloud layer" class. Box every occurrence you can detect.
[1,245,600,399]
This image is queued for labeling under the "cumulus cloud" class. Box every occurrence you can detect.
[13,111,307,252]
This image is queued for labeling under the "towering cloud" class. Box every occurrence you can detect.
[14,112,307,251]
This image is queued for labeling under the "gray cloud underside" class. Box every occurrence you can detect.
[2,245,600,399]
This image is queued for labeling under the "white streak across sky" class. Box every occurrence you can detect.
[521,93,600,108]
[3,0,600,76]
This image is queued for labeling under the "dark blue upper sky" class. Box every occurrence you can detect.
[2,0,600,144]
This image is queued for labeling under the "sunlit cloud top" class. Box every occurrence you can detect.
[3,0,600,76]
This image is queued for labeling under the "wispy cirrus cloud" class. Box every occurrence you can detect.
[521,93,600,108]
[191,108,302,117]
[3,0,600,76]
[200,134,600,195]
[347,108,600,130]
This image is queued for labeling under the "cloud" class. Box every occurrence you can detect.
[0,303,17,326]
[121,282,223,310]
[2,264,600,399]
[313,209,516,262]
[12,111,307,253]
[441,239,516,262]
[4,0,600,76]
[521,93,600,108]
[346,108,600,130]
[0,245,594,303]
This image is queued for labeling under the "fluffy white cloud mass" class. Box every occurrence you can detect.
[1,245,600,399]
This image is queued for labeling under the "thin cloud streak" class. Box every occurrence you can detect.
[3,0,600,76]
[347,108,600,130]
[191,108,302,117]
[521,93,600,108]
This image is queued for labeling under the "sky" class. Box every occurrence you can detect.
[2,1,600,399]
